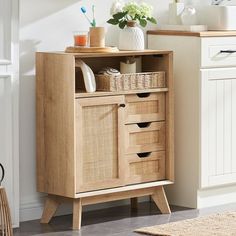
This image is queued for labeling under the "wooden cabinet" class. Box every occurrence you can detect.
[36,50,174,230]
[148,31,236,209]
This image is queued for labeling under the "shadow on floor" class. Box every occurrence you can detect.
[14,202,195,236]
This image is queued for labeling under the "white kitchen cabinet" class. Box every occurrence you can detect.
[148,31,236,208]
[201,68,236,187]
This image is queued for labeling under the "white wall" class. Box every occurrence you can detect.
[19,0,207,221]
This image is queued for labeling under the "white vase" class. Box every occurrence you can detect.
[118,21,144,51]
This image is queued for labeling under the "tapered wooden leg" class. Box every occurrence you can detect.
[73,198,82,230]
[151,186,171,214]
[41,195,61,223]
[130,197,138,210]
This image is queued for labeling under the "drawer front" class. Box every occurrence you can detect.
[125,121,165,154]
[125,151,165,185]
[125,93,165,124]
[201,37,236,68]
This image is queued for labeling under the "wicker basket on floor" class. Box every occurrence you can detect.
[0,164,13,236]
[95,71,166,92]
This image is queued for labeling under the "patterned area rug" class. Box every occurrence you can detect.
[135,212,236,236]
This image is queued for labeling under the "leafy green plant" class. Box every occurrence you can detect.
[107,1,157,29]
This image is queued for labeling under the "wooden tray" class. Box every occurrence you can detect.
[65,46,119,53]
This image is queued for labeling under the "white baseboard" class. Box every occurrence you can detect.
[20,196,149,222]
[198,184,236,208]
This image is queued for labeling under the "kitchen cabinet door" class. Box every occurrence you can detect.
[201,68,236,188]
[76,96,125,192]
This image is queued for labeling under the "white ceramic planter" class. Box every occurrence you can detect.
[118,21,144,51]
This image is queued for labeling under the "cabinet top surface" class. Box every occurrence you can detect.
[147,30,236,37]
[37,49,172,57]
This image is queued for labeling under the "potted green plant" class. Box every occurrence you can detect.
[107,0,157,50]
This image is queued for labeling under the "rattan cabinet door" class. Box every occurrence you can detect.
[76,96,125,193]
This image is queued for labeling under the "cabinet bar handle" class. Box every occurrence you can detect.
[220,50,236,54]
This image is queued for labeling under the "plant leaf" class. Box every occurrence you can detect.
[139,18,147,27]
[107,18,119,25]
[113,11,128,20]
[119,20,127,29]
[147,17,157,24]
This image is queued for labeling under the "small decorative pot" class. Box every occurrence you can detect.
[89,27,105,47]
[118,21,144,51]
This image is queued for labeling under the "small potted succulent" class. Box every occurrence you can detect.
[107,0,157,50]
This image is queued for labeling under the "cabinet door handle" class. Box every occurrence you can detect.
[119,104,126,108]
[136,93,151,98]
[137,152,152,158]
[137,122,151,128]
[220,50,236,54]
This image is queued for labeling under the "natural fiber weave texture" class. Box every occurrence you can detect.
[135,212,236,236]
[0,186,13,236]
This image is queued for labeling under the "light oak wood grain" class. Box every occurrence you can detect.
[37,50,174,230]
[142,53,174,182]
[75,88,169,98]
[76,96,125,192]
[73,199,82,230]
[125,93,165,124]
[147,30,236,37]
[125,122,166,154]
[151,186,171,214]
[125,151,165,185]
[75,180,173,198]
[81,188,155,206]
[41,195,61,224]
[36,53,76,198]
[47,50,172,58]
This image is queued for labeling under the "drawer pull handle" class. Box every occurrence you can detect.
[119,104,126,108]
[220,50,236,54]
[137,122,151,128]
[137,152,152,158]
[136,93,151,98]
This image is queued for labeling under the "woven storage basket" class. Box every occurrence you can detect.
[0,164,13,236]
[95,72,166,92]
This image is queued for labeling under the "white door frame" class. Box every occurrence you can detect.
[0,0,19,227]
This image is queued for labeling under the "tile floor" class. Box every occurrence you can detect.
[14,201,236,236]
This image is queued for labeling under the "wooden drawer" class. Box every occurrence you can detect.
[125,151,165,185]
[201,37,236,68]
[125,92,165,124]
[125,121,165,154]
